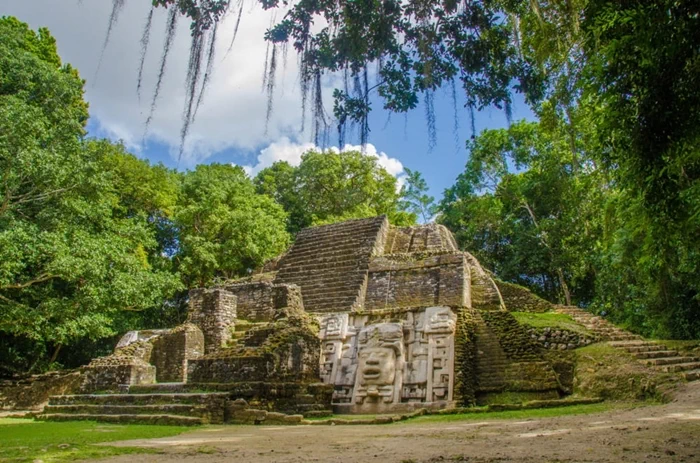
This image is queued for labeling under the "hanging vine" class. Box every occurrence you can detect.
[95,0,531,157]
[136,5,154,100]
[142,6,178,140]
[94,0,126,82]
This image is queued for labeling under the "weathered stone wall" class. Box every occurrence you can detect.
[188,356,272,383]
[473,310,561,402]
[150,324,204,382]
[495,279,555,313]
[383,224,458,254]
[188,308,321,384]
[274,216,388,313]
[464,252,505,311]
[187,288,237,354]
[0,370,82,410]
[364,253,469,310]
[453,308,479,406]
[223,281,275,321]
[80,362,155,393]
[528,327,597,350]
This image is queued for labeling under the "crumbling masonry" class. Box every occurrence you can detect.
[39,216,570,423]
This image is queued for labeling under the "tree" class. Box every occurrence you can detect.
[440,115,604,307]
[175,163,290,287]
[399,168,437,223]
[0,18,182,374]
[255,149,416,234]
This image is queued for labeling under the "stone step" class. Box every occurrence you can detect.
[36,413,203,426]
[289,234,378,251]
[609,340,658,348]
[279,273,365,289]
[608,335,642,342]
[645,356,697,366]
[684,369,700,381]
[49,393,229,406]
[302,293,360,306]
[295,403,330,412]
[301,287,361,300]
[277,252,363,269]
[288,238,378,256]
[303,409,333,418]
[634,350,679,359]
[44,404,212,418]
[294,394,320,405]
[294,221,383,239]
[624,345,669,353]
[661,362,700,373]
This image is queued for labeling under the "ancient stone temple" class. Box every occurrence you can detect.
[38,216,568,423]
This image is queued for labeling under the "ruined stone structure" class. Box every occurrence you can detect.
[37,216,575,423]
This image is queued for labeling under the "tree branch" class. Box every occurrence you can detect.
[1,273,59,290]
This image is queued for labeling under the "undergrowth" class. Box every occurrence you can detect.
[0,419,187,463]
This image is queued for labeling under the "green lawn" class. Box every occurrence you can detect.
[0,419,189,463]
[404,401,642,424]
[511,311,592,336]
[306,401,642,424]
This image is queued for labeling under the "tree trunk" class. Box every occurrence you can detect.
[556,268,572,306]
[522,200,573,305]
[48,344,62,365]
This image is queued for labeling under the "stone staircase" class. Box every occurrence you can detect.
[555,306,641,342]
[556,306,700,381]
[36,392,229,425]
[474,318,508,392]
[275,216,386,313]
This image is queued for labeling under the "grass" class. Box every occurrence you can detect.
[403,401,641,424]
[0,418,189,463]
[574,343,679,401]
[511,311,592,336]
[660,340,700,356]
[305,400,638,424]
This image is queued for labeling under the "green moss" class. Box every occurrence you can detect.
[511,312,592,336]
[480,311,541,361]
[660,340,700,356]
[574,343,679,401]
[454,308,478,406]
[0,419,187,463]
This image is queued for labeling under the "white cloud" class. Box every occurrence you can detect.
[243,137,316,175]
[1,1,334,166]
[243,139,406,189]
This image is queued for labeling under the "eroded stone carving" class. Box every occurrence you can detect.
[319,307,457,413]
[353,323,404,408]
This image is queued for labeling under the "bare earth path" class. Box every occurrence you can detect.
[102,382,700,463]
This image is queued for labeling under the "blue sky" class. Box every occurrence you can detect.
[5,1,534,203]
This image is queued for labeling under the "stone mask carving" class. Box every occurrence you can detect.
[356,323,404,394]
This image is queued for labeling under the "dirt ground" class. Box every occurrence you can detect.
[102,382,700,463]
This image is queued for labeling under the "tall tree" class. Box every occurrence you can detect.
[400,168,437,223]
[0,17,182,373]
[440,114,603,307]
[255,149,416,234]
[175,163,290,287]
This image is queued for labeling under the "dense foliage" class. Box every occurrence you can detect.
[0,18,181,373]
[255,149,416,234]
[0,16,423,374]
[4,0,700,372]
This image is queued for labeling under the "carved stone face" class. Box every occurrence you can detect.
[356,323,403,387]
[358,346,396,386]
